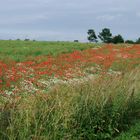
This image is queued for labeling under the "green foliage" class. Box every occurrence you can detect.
[86,27,140,44]
[24,39,30,41]
[98,28,112,43]
[125,40,135,44]
[112,34,124,44]
[0,40,97,62]
[136,37,140,44]
[74,40,79,42]
[115,121,140,140]
[87,29,98,42]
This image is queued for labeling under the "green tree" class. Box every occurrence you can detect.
[112,34,124,44]
[125,40,135,44]
[87,29,98,42]
[74,40,79,42]
[98,28,112,43]
[24,38,30,41]
[136,37,140,44]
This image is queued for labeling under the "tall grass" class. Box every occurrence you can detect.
[115,121,140,140]
[0,67,140,140]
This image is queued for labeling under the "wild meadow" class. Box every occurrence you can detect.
[0,40,140,140]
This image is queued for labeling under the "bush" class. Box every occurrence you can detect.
[24,39,30,41]
[112,35,124,44]
[136,38,140,44]
[74,40,79,42]
[125,40,135,44]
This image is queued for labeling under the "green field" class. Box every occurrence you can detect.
[0,40,98,62]
[0,41,140,140]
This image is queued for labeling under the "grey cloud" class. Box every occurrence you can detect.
[0,0,140,41]
[96,14,123,21]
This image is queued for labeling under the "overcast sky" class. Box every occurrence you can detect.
[0,0,140,41]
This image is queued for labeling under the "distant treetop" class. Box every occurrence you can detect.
[87,28,140,44]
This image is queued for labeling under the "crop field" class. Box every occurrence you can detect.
[0,40,140,140]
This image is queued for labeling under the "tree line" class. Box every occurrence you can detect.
[87,28,140,44]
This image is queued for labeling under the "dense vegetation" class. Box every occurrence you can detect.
[0,40,97,62]
[0,41,140,139]
[0,67,140,140]
[87,28,140,44]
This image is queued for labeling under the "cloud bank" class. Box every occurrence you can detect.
[0,0,140,41]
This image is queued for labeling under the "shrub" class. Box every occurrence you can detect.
[112,35,124,44]
[125,40,135,44]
